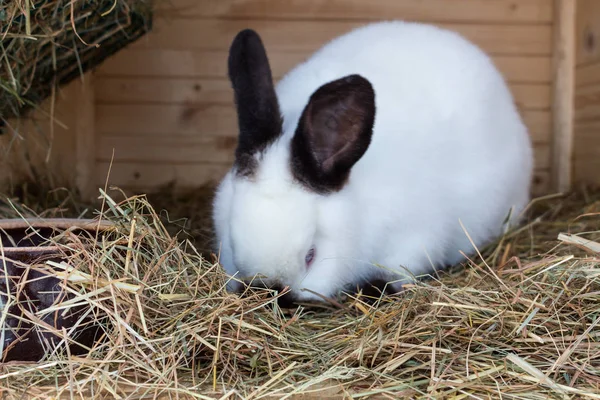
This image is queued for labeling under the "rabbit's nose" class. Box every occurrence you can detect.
[269,283,295,308]
[239,279,297,308]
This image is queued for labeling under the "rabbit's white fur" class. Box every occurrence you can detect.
[213,21,533,301]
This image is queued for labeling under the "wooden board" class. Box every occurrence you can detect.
[96,134,550,171]
[531,169,551,196]
[574,0,600,186]
[95,77,552,111]
[131,18,553,56]
[95,104,551,144]
[97,134,238,164]
[575,61,600,87]
[153,0,553,23]
[96,160,231,189]
[576,0,600,66]
[550,0,576,192]
[74,74,97,201]
[573,159,600,185]
[0,78,84,190]
[573,126,600,158]
[96,49,552,84]
[575,83,600,121]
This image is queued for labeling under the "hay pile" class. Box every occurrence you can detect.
[0,185,599,399]
[0,0,152,126]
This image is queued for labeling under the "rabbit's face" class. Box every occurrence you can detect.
[213,29,376,302]
[214,145,361,302]
[215,143,325,300]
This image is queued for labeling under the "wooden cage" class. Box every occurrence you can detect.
[1,0,598,201]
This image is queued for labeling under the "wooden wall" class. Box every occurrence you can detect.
[574,0,600,186]
[0,77,94,193]
[93,0,556,196]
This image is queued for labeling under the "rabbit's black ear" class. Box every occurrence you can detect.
[228,29,283,176]
[291,74,375,193]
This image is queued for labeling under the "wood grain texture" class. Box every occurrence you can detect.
[575,83,600,121]
[0,78,84,190]
[96,49,552,83]
[154,0,553,23]
[576,0,600,66]
[95,104,551,144]
[131,18,553,55]
[95,77,552,110]
[96,134,550,171]
[573,0,600,186]
[576,61,600,87]
[96,160,231,188]
[90,0,559,196]
[550,0,576,193]
[75,74,97,201]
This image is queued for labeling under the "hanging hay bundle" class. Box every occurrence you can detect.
[0,186,599,399]
[0,0,153,127]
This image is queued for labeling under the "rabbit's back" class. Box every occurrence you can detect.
[274,21,533,275]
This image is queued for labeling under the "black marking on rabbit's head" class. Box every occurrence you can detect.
[228,29,283,177]
[290,74,376,194]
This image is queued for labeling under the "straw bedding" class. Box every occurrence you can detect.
[0,183,599,399]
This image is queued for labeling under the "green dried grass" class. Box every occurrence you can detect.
[0,184,599,399]
[0,0,152,125]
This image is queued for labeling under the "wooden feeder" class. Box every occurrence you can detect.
[0,218,114,362]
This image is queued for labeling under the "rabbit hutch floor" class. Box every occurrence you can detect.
[0,179,599,399]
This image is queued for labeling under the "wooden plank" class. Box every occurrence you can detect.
[520,110,552,142]
[96,160,231,189]
[0,79,82,190]
[19,382,345,400]
[97,134,237,164]
[96,78,235,105]
[510,83,552,110]
[550,0,576,193]
[575,101,600,122]
[573,128,600,158]
[533,144,550,170]
[96,49,552,83]
[96,104,552,144]
[75,73,97,201]
[97,134,550,170]
[531,169,551,196]
[153,0,553,23]
[96,103,237,137]
[573,116,600,183]
[575,0,600,66]
[131,19,553,56]
[574,119,600,130]
[573,158,600,186]
[575,61,600,87]
[95,77,552,110]
[574,82,600,121]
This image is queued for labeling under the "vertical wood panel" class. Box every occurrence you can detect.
[574,0,600,187]
[0,79,84,191]
[551,0,576,193]
[576,0,600,65]
[75,74,97,201]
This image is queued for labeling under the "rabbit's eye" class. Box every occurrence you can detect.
[305,247,315,266]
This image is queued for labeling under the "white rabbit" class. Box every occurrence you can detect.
[212,21,533,303]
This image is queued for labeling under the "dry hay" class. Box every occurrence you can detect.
[0,184,599,399]
[0,0,152,126]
